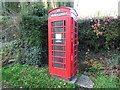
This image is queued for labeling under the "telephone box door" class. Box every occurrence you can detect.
[49,17,71,79]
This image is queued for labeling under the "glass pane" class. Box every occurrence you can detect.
[75,40,77,44]
[74,45,77,50]
[74,62,77,67]
[52,40,66,45]
[74,51,77,55]
[53,57,65,63]
[52,33,66,38]
[74,34,77,38]
[74,22,77,27]
[53,63,66,69]
[52,52,66,57]
[53,46,66,51]
[53,21,63,26]
[75,28,77,33]
[74,56,76,61]
[52,20,66,26]
[74,55,78,60]
[52,27,65,32]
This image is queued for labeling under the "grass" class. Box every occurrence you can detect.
[94,76,119,88]
[93,72,119,88]
[2,64,75,88]
[2,63,119,88]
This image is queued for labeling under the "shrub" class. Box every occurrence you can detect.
[20,46,47,66]
[19,3,48,66]
[2,3,49,67]
[21,16,48,48]
[1,41,20,66]
[78,17,119,52]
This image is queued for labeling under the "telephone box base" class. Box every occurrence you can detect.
[50,73,77,82]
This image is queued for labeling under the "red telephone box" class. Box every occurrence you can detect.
[48,7,78,81]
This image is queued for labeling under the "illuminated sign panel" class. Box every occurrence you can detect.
[51,12,67,17]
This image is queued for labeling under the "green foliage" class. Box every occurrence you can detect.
[2,2,21,16]
[21,16,48,48]
[20,3,49,17]
[31,3,48,17]
[20,17,48,65]
[1,3,49,67]
[57,2,74,7]
[1,42,20,65]
[17,3,48,66]
[105,53,120,68]
[20,46,47,66]
[85,59,104,72]
[78,17,119,52]
[84,49,104,71]
[0,42,13,55]
[2,64,75,88]
[94,75,119,88]
[89,63,104,72]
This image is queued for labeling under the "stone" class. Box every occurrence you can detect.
[76,74,94,88]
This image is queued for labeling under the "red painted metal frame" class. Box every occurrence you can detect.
[48,7,78,81]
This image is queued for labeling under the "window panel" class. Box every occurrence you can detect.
[53,46,66,51]
[52,52,66,57]
[53,57,65,63]
[52,63,66,69]
[52,33,66,38]
[52,27,65,32]
[52,40,66,45]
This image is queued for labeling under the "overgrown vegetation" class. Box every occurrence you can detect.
[1,2,120,89]
[78,49,120,88]
[19,3,48,66]
[78,17,120,52]
[1,3,49,66]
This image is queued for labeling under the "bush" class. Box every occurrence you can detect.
[78,17,119,52]
[21,16,48,48]
[18,3,48,66]
[2,3,49,67]
[20,46,47,66]
[1,41,20,66]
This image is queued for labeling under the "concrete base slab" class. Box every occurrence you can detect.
[75,74,94,88]
[70,75,77,84]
